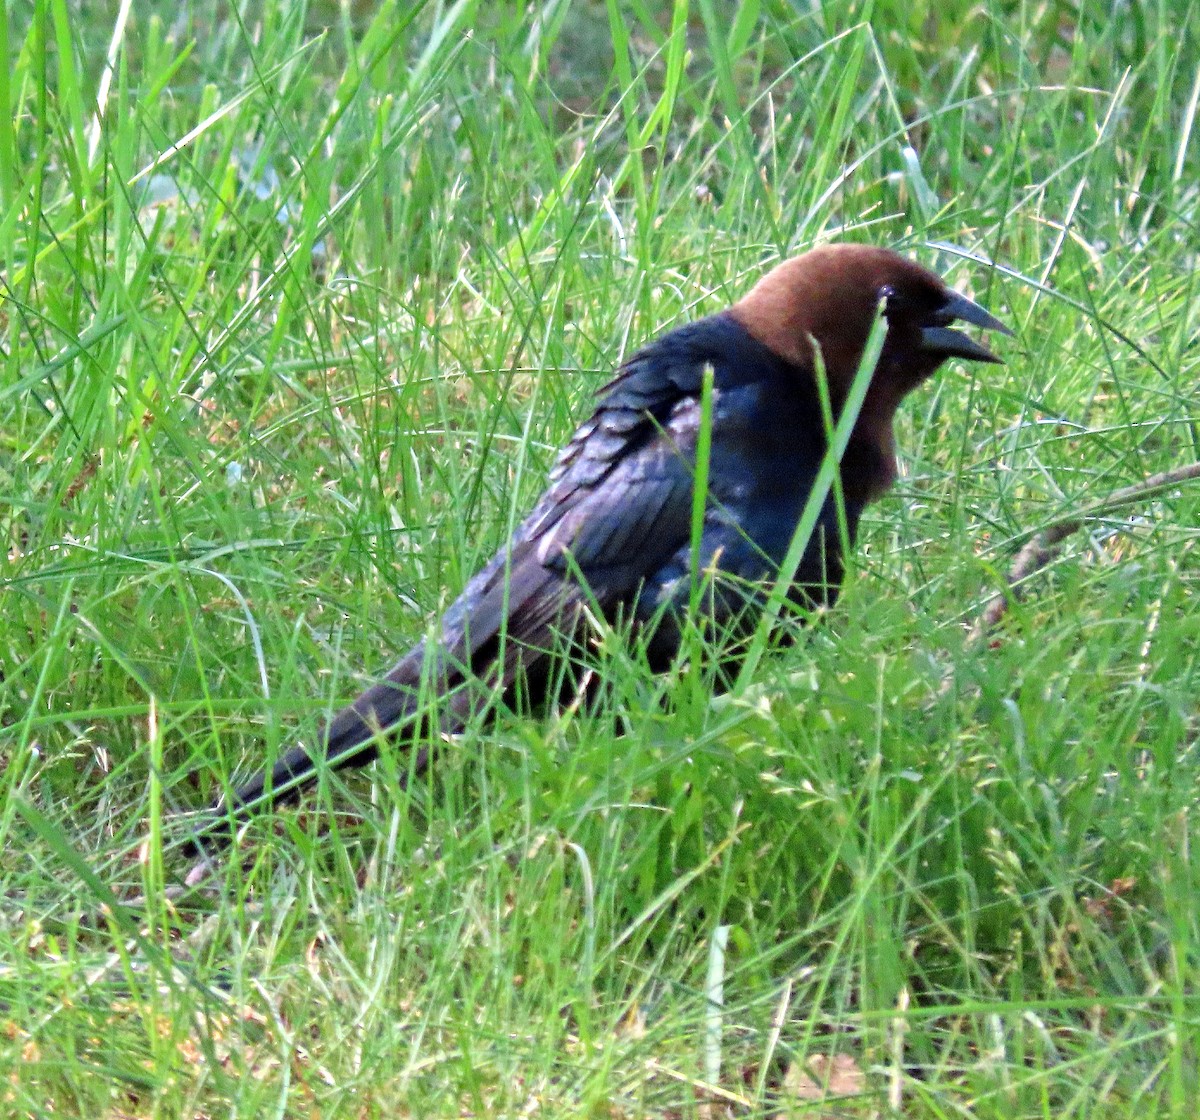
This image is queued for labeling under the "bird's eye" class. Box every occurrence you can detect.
[879,284,906,316]
[881,283,942,320]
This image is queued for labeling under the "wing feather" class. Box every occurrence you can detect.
[204,315,778,842]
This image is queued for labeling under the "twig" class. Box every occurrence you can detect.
[966,461,1200,646]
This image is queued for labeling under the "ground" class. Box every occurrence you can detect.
[1,1,1198,1116]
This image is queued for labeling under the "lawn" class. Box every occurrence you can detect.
[2,0,1198,1116]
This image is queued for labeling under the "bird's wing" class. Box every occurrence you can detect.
[526,338,717,579]
[521,337,711,568]
[204,320,766,832]
[448,347,708,635]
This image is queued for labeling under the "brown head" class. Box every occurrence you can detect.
[728,243,1011,496]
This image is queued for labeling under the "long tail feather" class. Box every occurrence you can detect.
[187,551,578,857]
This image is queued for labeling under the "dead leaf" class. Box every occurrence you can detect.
[780,1052,865,1101]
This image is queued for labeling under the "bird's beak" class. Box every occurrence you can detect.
[921,290,1013,364]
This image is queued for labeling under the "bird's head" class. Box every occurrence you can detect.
[728,244,1012,497]
[729,243,1012,408]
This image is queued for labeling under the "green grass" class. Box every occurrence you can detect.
[2,0,1199,1115]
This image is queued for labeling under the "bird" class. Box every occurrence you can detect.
[190,243,1010,854]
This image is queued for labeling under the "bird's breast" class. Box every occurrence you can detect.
[634,372,854,637]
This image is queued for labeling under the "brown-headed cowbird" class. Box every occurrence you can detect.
[193,243,1009,851]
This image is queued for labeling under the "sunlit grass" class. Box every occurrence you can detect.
[1,1,1198,1115]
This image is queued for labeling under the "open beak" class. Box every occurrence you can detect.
[921,290,1013,364]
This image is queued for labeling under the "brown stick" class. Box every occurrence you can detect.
[967,461,1200,645]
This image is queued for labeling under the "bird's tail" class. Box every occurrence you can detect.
[185,540,572,861]
[187,639,459,856]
